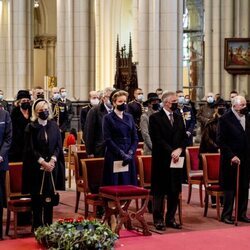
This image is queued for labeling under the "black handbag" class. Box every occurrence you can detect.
[33,171,60,207]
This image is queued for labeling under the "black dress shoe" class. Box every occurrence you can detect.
[154,222,166,231]
[166,221,182,229]
[222,218,234,224]
[239,216,250,223]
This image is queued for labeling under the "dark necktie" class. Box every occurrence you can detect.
[169,113,174,126]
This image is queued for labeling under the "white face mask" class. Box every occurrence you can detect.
[178,96,185,104]
[61,92,67,98]
[207,96,214,104]
[137,94,144,102]
[90,98,99,107]
[53,93,60,100]
[0,95,3,100]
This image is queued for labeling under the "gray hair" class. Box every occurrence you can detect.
[231,95,246,106]
[103,87,115,96]
[161,91,176,103]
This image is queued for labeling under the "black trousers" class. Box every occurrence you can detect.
[221,187,249,220]
[0,171,6,238]
[153,192,179,224]
[31,199,53,229]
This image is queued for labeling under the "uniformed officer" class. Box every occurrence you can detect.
[50,87,69,145]
[59,87,74,132]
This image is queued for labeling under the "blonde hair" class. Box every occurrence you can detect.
[31,99,53,121]
[111,90,128,104]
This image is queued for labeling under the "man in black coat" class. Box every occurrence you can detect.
[84,87,113,157]
[217,95,250,224]
[149,91,186,231]
[0,109,12,239]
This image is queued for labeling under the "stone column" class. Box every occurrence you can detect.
[0,0,33,99]
[159,0,183,91]
[221,0,234,99]
[204,0,212,94]
[57,0,90,100]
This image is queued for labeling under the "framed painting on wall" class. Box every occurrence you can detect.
[224,38,250,74]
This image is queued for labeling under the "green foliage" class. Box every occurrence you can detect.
[35,217,118,250]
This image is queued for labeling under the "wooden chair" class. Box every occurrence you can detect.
[201,153,223,221]
[5,162,32,238]
[73,151,88,213]
[80,158,105,218]
[67,144,86,188]
[185,146,204,207]
[137,155,183,225]
[100,185,151,236]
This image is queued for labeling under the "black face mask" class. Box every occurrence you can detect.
[152,103,160,111]
[239,107,248,115]
[20,102,30,110]
[170,102,178,111]
[116,103,127,112]
[38,110,49,120]
[37,94,44,99]
[217,107,226,116]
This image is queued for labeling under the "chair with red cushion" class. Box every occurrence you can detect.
[201,153,223,220]
[80,158,105,218]
[5,162,32,238]
[185,146,204,207]
[99,185,151,236]
[73,151,88,213]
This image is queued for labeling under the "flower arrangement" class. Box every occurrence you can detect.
[35,217,118,250]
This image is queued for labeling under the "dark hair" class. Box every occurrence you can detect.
[70,128,77,140]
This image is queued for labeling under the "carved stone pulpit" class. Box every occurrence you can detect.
[114,35,138,101]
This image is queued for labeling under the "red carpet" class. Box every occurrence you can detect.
[0,226,250,250]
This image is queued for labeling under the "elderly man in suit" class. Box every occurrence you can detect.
[0,108,12,240]
[217,95,250,224]
[149,91,186,231]
[84,87,114,157]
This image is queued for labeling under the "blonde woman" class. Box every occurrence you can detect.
[22,99,65,230]
[102,90,138,186]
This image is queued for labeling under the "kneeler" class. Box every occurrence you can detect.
[99,185,152,236]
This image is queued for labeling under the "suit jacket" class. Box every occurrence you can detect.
[80,104,92,132]
[149,109,187,195]
[217,110,250,190]
[84,103,108,157]
[0,110,12,171]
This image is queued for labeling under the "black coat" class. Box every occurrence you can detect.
[102,111,138,186]
[22,120,65,195]
[149,109,187,195]
[84,103,108,157]
[80,104,92,132]
[0,110,12,171]
[217,110,250,190]
[9,106,31,162]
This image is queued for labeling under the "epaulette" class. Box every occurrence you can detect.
[82,104,91,109]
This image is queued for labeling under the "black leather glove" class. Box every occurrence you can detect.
[120,150,133,166]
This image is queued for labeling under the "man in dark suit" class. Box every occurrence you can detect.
[217,95,250,224]
[84,87,114,157]
[80,90,100,134]
[0,108,12,239]
[127,88,144,141]
[149,91,186,231]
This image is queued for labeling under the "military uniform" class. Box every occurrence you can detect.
[60,98,74,132]
[175,104,196,146]
[0,100,10,112]
[127,99,144,141]
[50,99,69,145]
